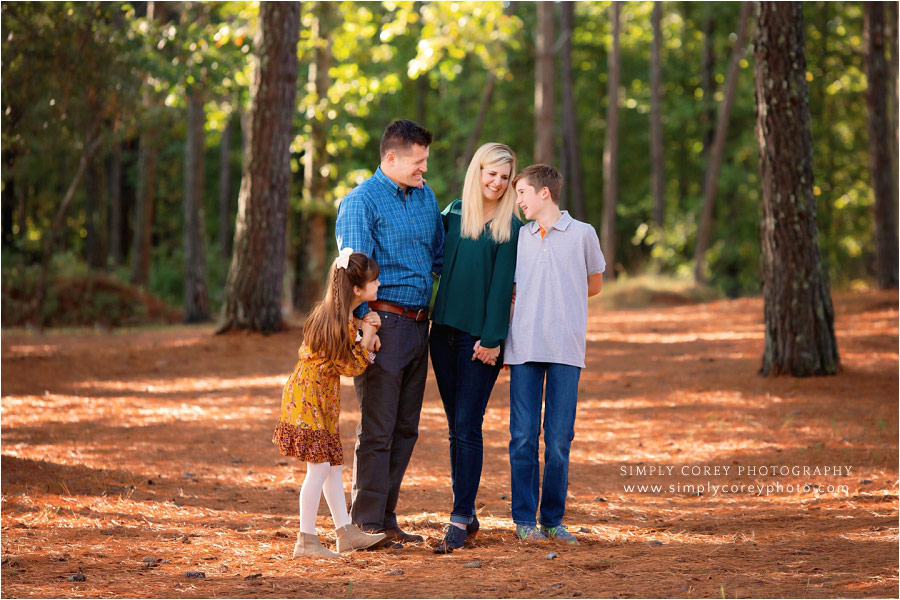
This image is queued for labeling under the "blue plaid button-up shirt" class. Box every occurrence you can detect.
[336,167,444,316]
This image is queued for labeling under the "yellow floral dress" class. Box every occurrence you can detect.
[272,321,372,465]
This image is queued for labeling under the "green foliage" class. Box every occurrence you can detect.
[1,0,886,322]
[145,238,230,313]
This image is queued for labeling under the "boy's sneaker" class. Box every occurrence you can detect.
[515,524,549,542]
[541,524,579,545]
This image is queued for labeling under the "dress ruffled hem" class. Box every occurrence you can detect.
[272,421,343,465]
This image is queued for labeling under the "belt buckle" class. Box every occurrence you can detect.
[414,308,427,321]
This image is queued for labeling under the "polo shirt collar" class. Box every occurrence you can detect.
[527,210,573,235]
[374,166,409,197]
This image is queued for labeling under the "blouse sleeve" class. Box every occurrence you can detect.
[480,222,521,349]
[328,325,373,377]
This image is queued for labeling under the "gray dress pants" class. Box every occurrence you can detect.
[350,311,429,530]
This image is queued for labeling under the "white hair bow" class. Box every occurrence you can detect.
[335,247,353,270]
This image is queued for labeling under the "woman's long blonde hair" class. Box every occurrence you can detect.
[302,252,379,365]
[460,143,518,243]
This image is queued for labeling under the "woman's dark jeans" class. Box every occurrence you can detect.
[429,323,503,523]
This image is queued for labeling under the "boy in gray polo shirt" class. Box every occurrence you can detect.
[504,164,605,544]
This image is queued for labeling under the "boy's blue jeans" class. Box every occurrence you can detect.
[508,362,581,528]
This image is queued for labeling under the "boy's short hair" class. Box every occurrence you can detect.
[512,164,564,203]
[380,119,433,158]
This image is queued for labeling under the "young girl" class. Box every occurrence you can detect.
[273,249,387,558]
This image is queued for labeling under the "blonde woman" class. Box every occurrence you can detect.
[429,143,522,553]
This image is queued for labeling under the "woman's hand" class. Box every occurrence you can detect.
[471,340,500,366]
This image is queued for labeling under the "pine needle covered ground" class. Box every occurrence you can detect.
[2,290,897,598]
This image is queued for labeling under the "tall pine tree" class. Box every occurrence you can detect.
[754,2,839,376]
[218,2,300,333]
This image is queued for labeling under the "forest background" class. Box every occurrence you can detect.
[1,0,897,328]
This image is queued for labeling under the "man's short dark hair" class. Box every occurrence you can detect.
[380,120,433,158]
[512,164,564,203]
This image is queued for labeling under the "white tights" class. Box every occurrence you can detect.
[299,462,351,534]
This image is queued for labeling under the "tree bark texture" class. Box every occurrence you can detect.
[701,4,717,160]
[865,2,899,288]
[219,113,233,260]
[534,1,555,164]
[129,114,157,285]
[183,89,210,322]
[602,1,621,280]
[219,1,300,333]
[84,152,106,269]
[16,184,26,244]
[106,143,123,266]
[451,71,496,200]
[1,154,15,248]
[754,2,839,377]
[294,213,328,312]
[694,2,751,283]
[560,1,585,220]
[295,1,334,313]
[129,0,161,286]
[650,2,664,229]
[888,1,899,216]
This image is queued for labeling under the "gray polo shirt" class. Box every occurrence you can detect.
[504,211,605,369]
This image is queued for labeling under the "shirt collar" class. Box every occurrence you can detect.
[374,166,409,198]
[527,211,573,235]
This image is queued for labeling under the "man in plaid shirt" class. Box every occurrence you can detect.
[336,120,444,544]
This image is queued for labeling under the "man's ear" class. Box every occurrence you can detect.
[383,151,395,167]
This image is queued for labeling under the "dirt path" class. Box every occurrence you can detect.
[2,290,897,598]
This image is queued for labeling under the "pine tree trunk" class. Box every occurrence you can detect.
[129,1,162,286]
[755,1,839,377]
[413,1,428,126]
[865,2,899,289]
[129,117,157,285]
[218,1,300,334]
[219,113,233,260]
[106,143,123,266]
[294,213,328,311]
[534,1,555,165]
[560,2,585,220]
[84,152,106,269]
[888,2,899,210]
[17,183,27,244]
[183,89,210,322]
[2,166,15,249]
[293,1,334,313]
[650,2,664,229]
[450,71,496,200]
[694,2,751,283]
[602,1,621,280]
[701,4,716,160]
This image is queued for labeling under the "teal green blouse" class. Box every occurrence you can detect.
[431,199,523,349]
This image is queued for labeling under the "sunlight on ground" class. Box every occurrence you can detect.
[1,290,897,598]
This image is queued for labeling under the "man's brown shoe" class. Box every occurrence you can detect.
[382,526,424,543]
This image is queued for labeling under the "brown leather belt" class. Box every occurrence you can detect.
[368,301,429,322]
